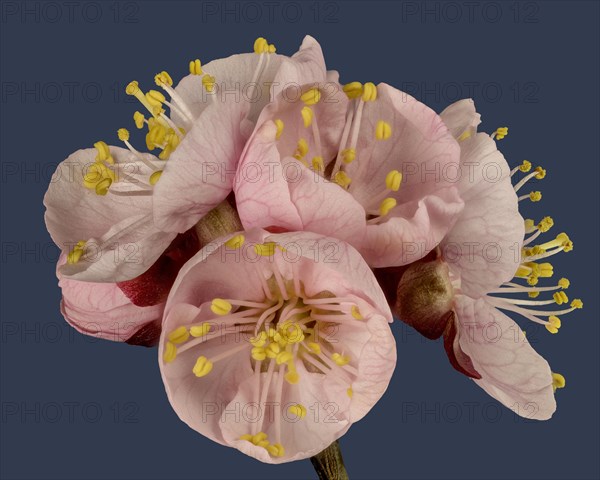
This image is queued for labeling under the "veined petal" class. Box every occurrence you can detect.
[454,295,556,420]
[57,255,163,343]
[440,98,481,140]
[441,133,524,298]
[44,147,176,282]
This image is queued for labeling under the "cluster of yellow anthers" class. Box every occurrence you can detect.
[275,82,402,224]
[162,234,363,457]
[81,37,281,200]
[82,140,117,196]
[482,130,583,393]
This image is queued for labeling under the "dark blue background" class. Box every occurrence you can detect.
[1,1,599,479]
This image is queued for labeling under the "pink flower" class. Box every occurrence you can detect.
[234,82,464,268]
[159,229,396,463]
[389,99,582,419]
[44,36,329,282]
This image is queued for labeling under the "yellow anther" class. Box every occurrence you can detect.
[125,80,140,96]
[537,216,554,232]
[190,323,212,338]
[385,170,402,191]
[300,87,321,106]
[346,387,353,398]
[67,244,85,264]
[540,233,571,250]
[133,111,145,129]
[267,443,285,457]
[210,298,232,316]
[558,278,570,289]
[254,242,277,257]
[189,59,203,75]
[570,299,583,309]
[287,404,307,419]
[375,120,392,140]
[538,262,554,278]
[549,316,561,329]
[342,148,356,164]
[294,138,309,159]
[265,342,280,358]
[276,351,293,365]
[379,197,397,216]
[154,71,173,87]
[252,432,268,444]
[545,324,559,334]
[301,106,313,128]
[117,128,130,142]
[192,356,213,377]
[268,43,276,54]
[168,326,190,344]
[253,37,268,54]
[333,170,352,188]
[94,140,112,163]
[94,177,112,196]
[284,371,300,384]
[457,130,471,142]
[493,127,508,140]
[332,353,350,366]
[149,170,163,186]
[239,434,253,442]
[274,119,284,139]
[553,291,568,305]
[529,191,542,202]
[251,347,267,361]
[225,234,245,249]
[362,82,377,102]
[83,162,114,189]
[351,305,363,320]
[146,90,166,107]
[519,160,532,172]
[527,275,539,286]
[202,75,216,92]
[528,291,540,298]
[312,156,324,172]
[524,219,535,231]
[552,372,566,391]
[534,166,546,179]
[307,342,321,355]
[343,82,363,99]
[163,341,177,363]
[250,331,268,347]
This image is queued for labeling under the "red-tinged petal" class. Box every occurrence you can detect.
[117,228,199,307]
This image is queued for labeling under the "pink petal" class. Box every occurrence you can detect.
[152,100,249,233]
[57,255,163,343]
[454,295,556,420]
[362,186,464,267]
[440,98,481,140]
[441,133,523,298]
[44,147,177,282]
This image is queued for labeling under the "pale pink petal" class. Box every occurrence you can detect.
[362,186,464,267]
[57,255,163,342]
[44,147,176,282]
[152,100,249,233]
[441,133,523,298]
[440,98,481,140]
[454,295,556,420]
[235,85,353,234]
